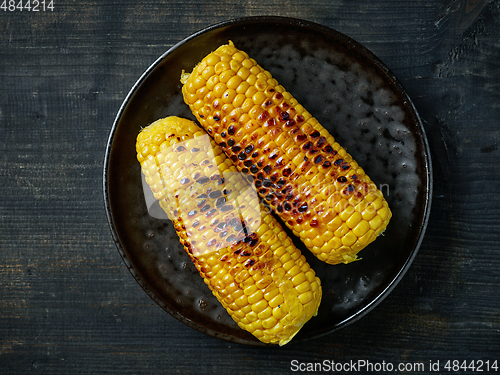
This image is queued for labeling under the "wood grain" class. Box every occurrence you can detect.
[1,1,499,374]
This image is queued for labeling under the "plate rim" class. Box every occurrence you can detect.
[103,15,433,346]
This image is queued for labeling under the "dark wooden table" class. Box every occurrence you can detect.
[2,1,499,374]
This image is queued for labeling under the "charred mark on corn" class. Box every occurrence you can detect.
[244,259,256,267]
[258,111,269,122]
[310,131,320,139]
[209,191,222,199]
[296,134,307,142]
[302,142,313,151]
[344,184,355,195]
[316,137,327,147]
[220,204,234,212]
[225,234,238,243]
[215,197,226,207]
[298,203,308,213]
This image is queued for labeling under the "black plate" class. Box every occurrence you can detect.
[103,16,432,345]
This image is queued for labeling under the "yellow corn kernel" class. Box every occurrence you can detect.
[359,229,376,245]
[264,286,279,301]
[269,293,284,308]
[362,205,378,221]
[251,300,268,314]
[222,88,237,104]
[321,230,334,242]
[246,311,258,323]
[351,220,369,237]
[298,291,313,305]
[346,212,362,229]
[312,236,324,248]
[291,272,307,287]
[326,236,342,251]
[272,306,286,320]
[334,222,350,237]
[295,280,311,295]
[282,259,295,273]
[243,284,258,296]
[339,204,355,221]
[262,316,278,329]
[305,270,317,283]
[288,265,301,279]
[288,302,304,321]
[248,290,264,305]
[258,306,273,320]
[235,295,248,307]
[253,91,267,106]
[341,231,357,247]
[219,69,235,83]
[378,206,391,221]
[369,215,383,230]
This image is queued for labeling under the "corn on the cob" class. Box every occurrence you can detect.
[136,116,322,345]
[180,41,391,265]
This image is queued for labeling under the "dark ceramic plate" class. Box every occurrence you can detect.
[103,16,432,345]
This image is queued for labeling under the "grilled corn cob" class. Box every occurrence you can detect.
[180,41,391,265]
[136,116,322,345]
